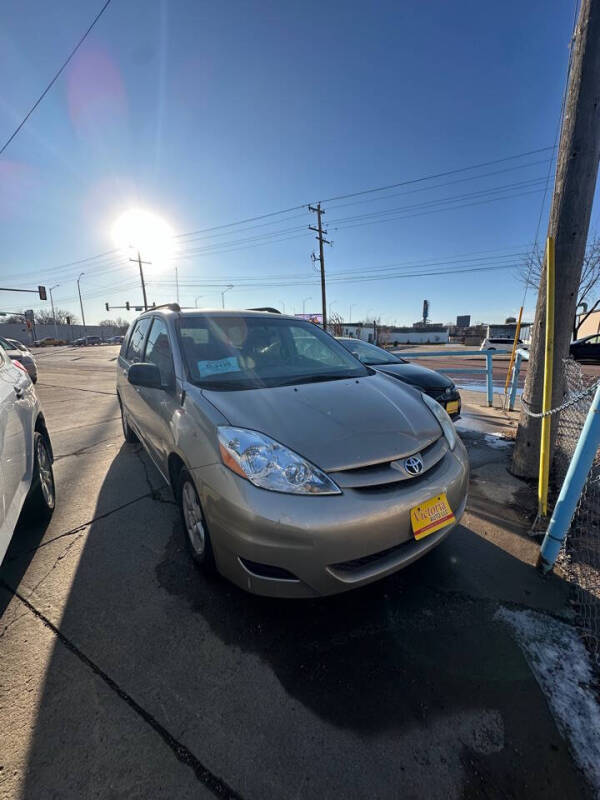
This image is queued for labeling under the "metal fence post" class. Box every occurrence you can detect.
[486,351,493,406]
[538,383,600,573]
[509,350,523,411]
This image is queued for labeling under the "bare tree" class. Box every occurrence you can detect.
[34,308,78,325]
[518,235,600,338]
[329,311,344,337]
[114,316,130,333]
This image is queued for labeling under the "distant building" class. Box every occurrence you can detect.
[487,322,532,342]
[576,310,600,338]
[378,326,449,345]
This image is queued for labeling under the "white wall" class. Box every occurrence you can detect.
[0,322,122,345]
[378,330,449,344]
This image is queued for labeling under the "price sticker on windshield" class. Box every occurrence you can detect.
[197,356,240,377]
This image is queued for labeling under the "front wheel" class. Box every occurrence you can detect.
[119,398,138,443]
[178,469,215,572]
[27,432,55,519]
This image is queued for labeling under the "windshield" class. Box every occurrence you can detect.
[338,338,405,365]
[178,315,369,390]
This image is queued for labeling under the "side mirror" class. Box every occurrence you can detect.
[351,351,362,361]
[128,362,162,389]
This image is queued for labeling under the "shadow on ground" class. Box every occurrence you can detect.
[3,443,593,799]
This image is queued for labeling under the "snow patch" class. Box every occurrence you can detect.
[483,432,514,449]
[496,607,600,795]
[456,381,524,396]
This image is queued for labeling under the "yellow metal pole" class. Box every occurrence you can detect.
[504,305,524,396]
[538,236,555,516]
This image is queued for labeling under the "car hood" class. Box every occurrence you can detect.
[375,362,453,389]
[200,372,441,472]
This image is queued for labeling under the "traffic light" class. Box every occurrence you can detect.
[105,302,109,311]
[125,301,130,311]
[38,285,47,300]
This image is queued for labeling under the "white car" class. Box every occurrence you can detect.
[0,348,55,564]
[0,336,38,382]
[479,337,521,351]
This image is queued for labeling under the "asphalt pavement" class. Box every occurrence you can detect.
[0,345,595,799]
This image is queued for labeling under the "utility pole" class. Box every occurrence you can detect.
[77,272,86,334]
[309,203,331,330]
[513,0,600,478]
[129,251,150,311]
[221,284,233,309]
[49,284,59,340]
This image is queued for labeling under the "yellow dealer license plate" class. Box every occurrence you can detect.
[446,400,459,415]
[410,494,455,540]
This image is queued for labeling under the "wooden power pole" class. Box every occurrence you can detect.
[309,203,331,330]
[513,0,600,478]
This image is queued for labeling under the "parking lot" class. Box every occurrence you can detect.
[0,345,594,798]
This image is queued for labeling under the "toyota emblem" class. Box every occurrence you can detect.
[404,455,424,476]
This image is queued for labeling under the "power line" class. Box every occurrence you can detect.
[317,146,556,205]
[6,145,556,287]
[0,0,113,156]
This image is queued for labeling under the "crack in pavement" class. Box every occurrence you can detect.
[25,533,86,598]
[50,416,121,434]
[37,383,117,396]
[54,434,123,461]
[0,580,244,800]
[133,446,177,506]
[4,493,153,563]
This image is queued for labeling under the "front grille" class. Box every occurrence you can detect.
[330,540,411,573]
[331,436,447,490]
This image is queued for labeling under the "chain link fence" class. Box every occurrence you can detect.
[553,359,600,666]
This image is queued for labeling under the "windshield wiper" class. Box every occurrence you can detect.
[279,372,360,387]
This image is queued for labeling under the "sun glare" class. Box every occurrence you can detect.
[111,208,175,269]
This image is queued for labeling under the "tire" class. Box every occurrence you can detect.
[178,468,215,572]
[28,432,55,519]
[119,398,138,443]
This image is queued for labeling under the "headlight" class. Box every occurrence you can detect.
[217,426,341,495]
[421,393,456,451]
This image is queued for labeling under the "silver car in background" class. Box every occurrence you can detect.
[117,308,469,597]
[0,337,38,383]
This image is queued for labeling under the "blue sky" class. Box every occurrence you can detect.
[1,0,596,326]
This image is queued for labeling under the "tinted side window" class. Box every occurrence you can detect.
[125,318,152,363]
[144,318,175,385]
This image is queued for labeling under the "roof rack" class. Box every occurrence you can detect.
[151,303,181,312]
[246,306,281,314]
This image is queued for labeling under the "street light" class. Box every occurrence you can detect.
[221,284,234,309]
[329,300,336,318]
[349,303,356,323]
[280,300,286,313]
[302,296,312,315]
[195,295,204,308]
[49,284,60,339]
[77,273,86,334]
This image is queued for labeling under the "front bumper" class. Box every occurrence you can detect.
[426,387,461,419]
[192,439,469,597]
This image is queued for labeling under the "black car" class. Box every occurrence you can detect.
[570,334,600,362]
[337,337,461,418]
